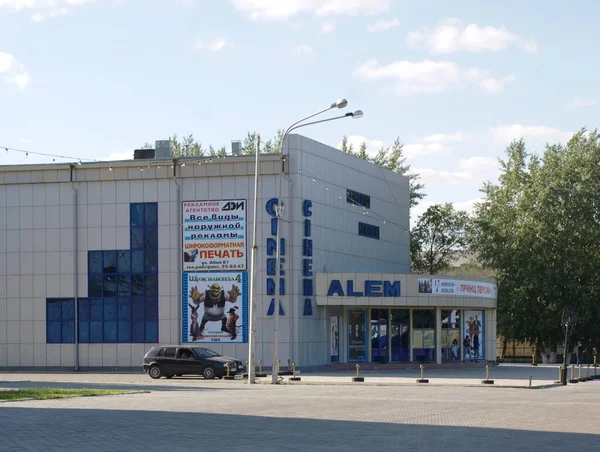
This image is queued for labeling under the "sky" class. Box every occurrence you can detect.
[1,0,599,220]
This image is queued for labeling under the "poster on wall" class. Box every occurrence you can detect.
[182,272,248,343]
[330,316,339,360]
[182,200,247,272]
[348,309,367,361]
[418,278,496,299]
[463,310,484,360]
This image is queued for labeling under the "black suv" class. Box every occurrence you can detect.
[142,346,244,380]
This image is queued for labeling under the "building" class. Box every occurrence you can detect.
[0,134,497,369]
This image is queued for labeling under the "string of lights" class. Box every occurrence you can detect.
[1,144,409,230]
[2,145,98,163]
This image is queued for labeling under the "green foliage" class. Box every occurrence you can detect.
[0,388,141,401]
[243,130,283,155]
[411,203,470,274]
[171,133,204,157]
[471,129,600,352]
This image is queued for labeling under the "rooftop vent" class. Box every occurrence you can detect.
[155,140,173,159]
[231,140,242,156]
[134,148,155,160]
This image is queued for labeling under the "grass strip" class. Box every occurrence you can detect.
[0,388,146,401]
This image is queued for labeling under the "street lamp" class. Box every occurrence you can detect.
[270,101,363,384]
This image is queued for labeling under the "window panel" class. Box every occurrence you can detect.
[118,321,132,342]
[47,321,61,343]
[358,222,380,240]
[117,274,131,296]
[61,299,74,321]
[88,251,103,274]
[62,321,75,343]
[347,189,371,209]
[144,203,158,226]
[130,203,144,227]
[89,321,103,343]
[145,321,158,343]
[88,275,103,298]
[103,275,117,297]
[132,297,145,320]
[90,298,104,321]
[131,227,145,249]
[47,299,61,322]
[104,297,117,321]
[132,320,145,343]
[118,297,131,320]
[131,274,144,296]
[144,274,158,297]
[144,250,158,273]
[131,251,144,273]
[117,250,131,273]
[79,321,90,343]
[145,297,158,321]
[78,298,89,322]
[104,321,118,343]
[103,251,117,274]
[144,227,158,250]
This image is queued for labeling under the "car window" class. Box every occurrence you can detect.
[164,348,177,358]
[193,348,221,358]
[177,348,194,359]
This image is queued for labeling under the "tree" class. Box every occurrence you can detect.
[410,203,470,274]
[340,136,426,208]
[471,129,600,362]
[243,130,283,155]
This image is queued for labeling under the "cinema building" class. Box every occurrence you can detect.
[0,135,497,369]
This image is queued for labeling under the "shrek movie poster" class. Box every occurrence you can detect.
[182,272,248,343]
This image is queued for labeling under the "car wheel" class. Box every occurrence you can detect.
[165,375,173,379]
[149,365,162,379]
[203,366,216,380]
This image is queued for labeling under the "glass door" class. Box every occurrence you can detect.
[370,309,388,363]
[390,309,410,361]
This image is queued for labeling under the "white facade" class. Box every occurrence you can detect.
[0,134,494,370]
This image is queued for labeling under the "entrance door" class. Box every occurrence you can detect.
[370,309,388,363]
[391,309,410,361]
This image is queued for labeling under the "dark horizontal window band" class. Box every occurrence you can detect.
[347,189,371,209]
[47,202,159,344]
[358,222,380,240]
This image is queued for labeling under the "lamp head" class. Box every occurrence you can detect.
[331,98,348,109]
[351,110,363,119]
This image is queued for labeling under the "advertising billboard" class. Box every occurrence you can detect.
[182,271,248,343]
[182,200,247,272]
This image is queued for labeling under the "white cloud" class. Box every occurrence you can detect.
[230,0,391,21]
[422,132,469,143]
[320,20,335,33]
[296,44,313,53]
[0,52,30,89]
[102,150,133,161]
[339,135,384,158]
[413,156,499,190]
[479,74,516,93]
[353,59,513,96]
[491,124,573,144]
[1,0,97,21]
[404,142,449,158]
[407,18,537,55]
[569,96,600,108]
[366,17,399,32]
[195,37,231,52]
[453,197,483,215]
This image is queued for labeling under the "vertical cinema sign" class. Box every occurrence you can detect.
[302,200,313,316]
[265,198,285,316]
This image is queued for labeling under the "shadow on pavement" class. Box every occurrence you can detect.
[0,379,244,392]
[0,408,597,452]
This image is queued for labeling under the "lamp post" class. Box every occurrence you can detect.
[247,135,260,384]
[270,100,363,384]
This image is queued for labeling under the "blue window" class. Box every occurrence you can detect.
[46,299,75,343]
[358,222,380,240]
[75,202,160,345]
[347,189,371,209]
